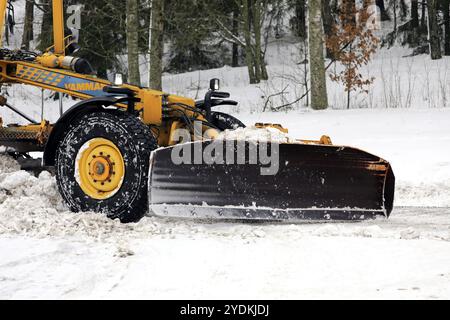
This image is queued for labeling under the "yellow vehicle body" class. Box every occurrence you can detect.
[0,0,206,150]
[0,0,395,223]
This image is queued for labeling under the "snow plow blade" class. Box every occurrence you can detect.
[149,141,395,221]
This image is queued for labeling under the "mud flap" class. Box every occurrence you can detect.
[149,141,395,221]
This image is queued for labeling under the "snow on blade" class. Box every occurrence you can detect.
[217,126,295,143]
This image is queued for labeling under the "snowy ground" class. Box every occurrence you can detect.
[1,12,449,298]
[0,208,449,300]
[1,107,450,300]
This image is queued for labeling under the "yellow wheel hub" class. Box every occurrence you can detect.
[77,138,125,200]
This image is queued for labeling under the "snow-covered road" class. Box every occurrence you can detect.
[0,207,449,300]
[1,108,449,299]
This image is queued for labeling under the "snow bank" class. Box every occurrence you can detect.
[0,155,207,240]
[0,154,20,174]
[0,158,69,236]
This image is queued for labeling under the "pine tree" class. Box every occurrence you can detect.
[65,0,128,78]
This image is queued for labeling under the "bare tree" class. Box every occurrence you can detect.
[232,7,240,67]
[21,0,35,50]
[214,0,271,84]
[126,0,141,86]
[149,0,164,90]
[322,0,334,58]
[242,0,257,83]
[376,0,390,21]
[291,0,307,39]
[444,0,450,55]
[309,0,329,110]
[428,0,442,60]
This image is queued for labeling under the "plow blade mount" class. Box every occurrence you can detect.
[149,141,395,221]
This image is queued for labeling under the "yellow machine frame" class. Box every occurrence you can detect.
[0,0,206,150]
[0,0,328,150]
[0,0,395,223]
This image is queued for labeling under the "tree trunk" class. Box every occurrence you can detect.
[322,0,333,59]
[444,0,450,55]
[376,0,390,21]
[126,0,141,86]
[421,0,427,29]
[243,0,257,84]
[252,0,268,81]
[21,0,34,50]
[260,53,269,81]
[232,9,239,67]
[399,0,408,20]
[38,0,53,52]
[252,0,262,82]
[428,0,442,60]
[411,0,419,28]
[149,0,164,90]
[295,0,307,39]
[407,0,420,46]
[393,0,397,34]
[309,0,329,110]
[321,0,333,37]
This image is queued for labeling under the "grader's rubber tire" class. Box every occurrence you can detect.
[56,110,157,223]
[211,112,246,131]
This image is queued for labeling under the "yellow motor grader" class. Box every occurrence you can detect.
[0,0,395,223]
